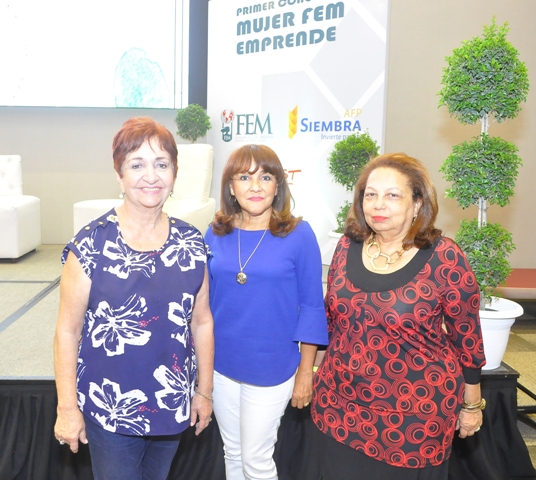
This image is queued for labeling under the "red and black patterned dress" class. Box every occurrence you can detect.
[311,235,486,470]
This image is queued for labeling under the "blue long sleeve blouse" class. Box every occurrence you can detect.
[205,220,328,386]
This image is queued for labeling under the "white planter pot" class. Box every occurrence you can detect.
[480,296,524,370]
[321,231,343,265]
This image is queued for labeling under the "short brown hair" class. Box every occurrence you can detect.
[112,117,178,179]
[346,153,442,249]
[211,144,301,236]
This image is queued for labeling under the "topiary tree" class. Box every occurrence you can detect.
[438,18,529,307]
[175,103,212,143]
[328,131,379,233]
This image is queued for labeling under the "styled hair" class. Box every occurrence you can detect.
[345,152,442,249]
[211,144,301,236]
[112,117,178,179]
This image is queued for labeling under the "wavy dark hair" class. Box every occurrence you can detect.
[345,153,442,249]
[112,117,178,180]
[211,145,300,236]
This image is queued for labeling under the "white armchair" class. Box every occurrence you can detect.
[73,144,216,235]
[0,155,42,260]
[162,144,216,233]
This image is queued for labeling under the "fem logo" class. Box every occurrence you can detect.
[220,109,235,142]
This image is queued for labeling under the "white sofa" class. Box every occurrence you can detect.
[73,144,216,235]
[0,155,42,260]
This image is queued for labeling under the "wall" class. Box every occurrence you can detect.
[0,0,534,267]
[0,107,180,243]
[0,0,208,244]
[188,0,208,107]
[384,0,536,268]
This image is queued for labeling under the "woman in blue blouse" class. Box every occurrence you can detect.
[205,144,328,480]
[53,117,214,480]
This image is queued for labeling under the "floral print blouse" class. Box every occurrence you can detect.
[62,210,207,436]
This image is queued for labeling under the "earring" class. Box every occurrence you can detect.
[169,191,175,198]
[119,192,125,199]
[411,215,417,226]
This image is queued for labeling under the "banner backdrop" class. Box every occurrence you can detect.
[207,0,389,263]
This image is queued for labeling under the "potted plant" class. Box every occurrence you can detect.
[165,104,215,227]
[438,18,529,369]
[322,131,379,264]
[328,131,380,232]
[175,103,212,143]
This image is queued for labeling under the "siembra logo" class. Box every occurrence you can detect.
[220,109,273,142]
[288,105,362,140]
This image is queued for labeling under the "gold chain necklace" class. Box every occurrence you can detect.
[236,219,268,284]
[365,234,405,271]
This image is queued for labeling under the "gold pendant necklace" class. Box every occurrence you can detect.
[237,220,268,284]
[365,234,405,271]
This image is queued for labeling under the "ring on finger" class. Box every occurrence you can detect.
[59,440,66,445]
[475,427,480,432]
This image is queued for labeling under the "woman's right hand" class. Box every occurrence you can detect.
[53,251,91,454]
[54,406,88,453]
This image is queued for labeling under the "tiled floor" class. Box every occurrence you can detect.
[1,245,535,467]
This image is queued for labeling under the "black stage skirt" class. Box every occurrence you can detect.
[300,419,449,480]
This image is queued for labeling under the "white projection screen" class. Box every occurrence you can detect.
[0,0,189,108]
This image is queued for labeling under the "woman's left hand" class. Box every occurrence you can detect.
[457,409,483,438]
[291,343,317,408]
[291,368,313,409]
[189,269,215,436]
[190,393,213,436]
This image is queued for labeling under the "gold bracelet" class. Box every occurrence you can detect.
[195,388,213,402]
[461,398,486,411]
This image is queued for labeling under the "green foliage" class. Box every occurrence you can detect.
[335,201,352,234]
[439,18,529,301]
[455,220,514,303]
[328,131,379,234]
[441,133,522,208]
[439,18,529,125]
[328,132,379,191]
[175,104,212,143]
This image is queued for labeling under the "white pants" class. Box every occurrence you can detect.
[213,370,295,480]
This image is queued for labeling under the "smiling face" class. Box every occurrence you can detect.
[363,167,422,241]
[230,160,277,227]
[116,138,174,211]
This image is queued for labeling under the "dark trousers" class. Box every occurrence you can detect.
[84,416,182,480]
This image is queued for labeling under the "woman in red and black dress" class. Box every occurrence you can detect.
[307,153,486,480]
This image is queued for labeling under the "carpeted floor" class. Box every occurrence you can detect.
[503,313,536,467]
[1,245,535,466]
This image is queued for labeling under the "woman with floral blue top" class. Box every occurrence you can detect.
[53,117,214,480]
